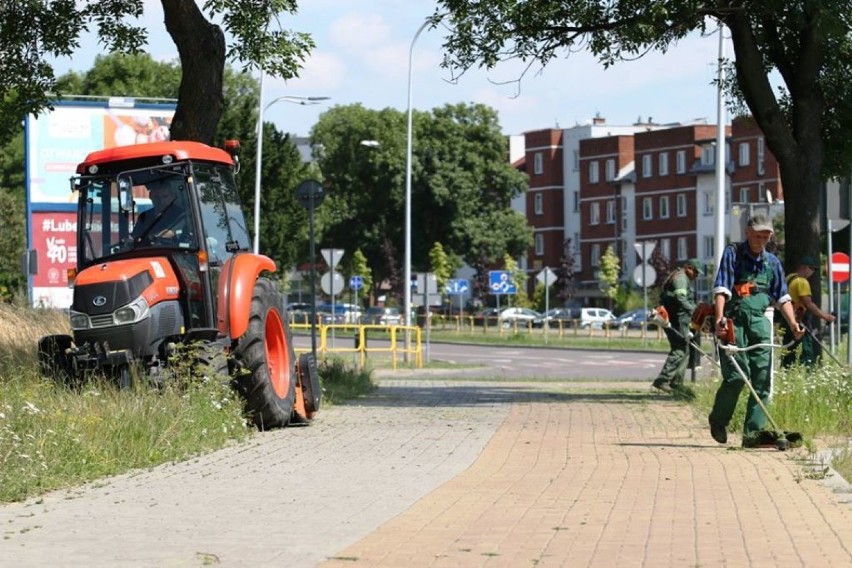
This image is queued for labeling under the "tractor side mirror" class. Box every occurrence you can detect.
[118,179,133,211]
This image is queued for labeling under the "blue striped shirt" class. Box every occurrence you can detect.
[713,242,791,304]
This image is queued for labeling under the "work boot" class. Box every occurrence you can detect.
[709,417,727,444]
[671,384,696,401]
[652,378,672,393]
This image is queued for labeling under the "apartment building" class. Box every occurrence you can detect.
[517,115,783,301]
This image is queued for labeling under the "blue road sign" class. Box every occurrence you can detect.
[446,278,470,295]
[488,270,517,295]
[349,275,363,290]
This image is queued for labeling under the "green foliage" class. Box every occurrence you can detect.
[554,238,577,304]
[318,357,376,405]
[599,246,620,301]
[0,1,313,142]
[349,249,373,303]
[312,103,531,303]
[504,253,531,308]
[429,242,456,304]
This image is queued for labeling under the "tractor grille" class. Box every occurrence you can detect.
[89,314,115,329]
[157,303,179,337]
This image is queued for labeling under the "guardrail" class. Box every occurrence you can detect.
[289,322,422,369]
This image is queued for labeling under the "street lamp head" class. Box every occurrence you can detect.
[360,140,380,148]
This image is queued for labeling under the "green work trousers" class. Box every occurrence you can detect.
[781,321,819,368]
[656,318,690,387]
[709,307,772,435]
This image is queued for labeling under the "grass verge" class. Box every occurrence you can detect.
[0,306,377,504]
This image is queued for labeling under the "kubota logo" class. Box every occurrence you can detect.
[92,296,107,307]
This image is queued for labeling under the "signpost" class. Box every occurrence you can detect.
[446,278,470,321]
[633,241,657,346]
[489,270,517,313]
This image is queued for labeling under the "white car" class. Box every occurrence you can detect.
[579,307,616,329]
[499,307,542,328]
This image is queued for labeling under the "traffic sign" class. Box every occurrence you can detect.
[633,264,657,288]
[446,278,470,295]
[295,179,325,209]
[349,275,364,290]
[415,273,438,295]
[830,252,850,283]
[488,270,517,295]
[633,241,657,261]
[321,248,344,269]
[320,271,344,296]
[537,267,556,286]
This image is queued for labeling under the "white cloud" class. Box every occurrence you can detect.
[275,50,347,92]
[329,13,393,49]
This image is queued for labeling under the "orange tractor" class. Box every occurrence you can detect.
[37,140,319,429]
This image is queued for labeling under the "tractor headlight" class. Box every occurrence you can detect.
[113,297,150,325]
[70,311,90,330]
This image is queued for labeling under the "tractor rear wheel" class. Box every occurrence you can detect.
[232,277,296,429]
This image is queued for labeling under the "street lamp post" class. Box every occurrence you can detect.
[404,19,431,332]
[253,73,329,254]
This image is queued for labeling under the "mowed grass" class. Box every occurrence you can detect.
[0,305,375,503]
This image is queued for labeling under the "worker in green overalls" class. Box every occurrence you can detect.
[653,258,704,394]
[709,214,804,447]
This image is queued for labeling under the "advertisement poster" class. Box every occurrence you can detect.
[30,211,77,308]
[25,101,176,307]
[26,103,175,205]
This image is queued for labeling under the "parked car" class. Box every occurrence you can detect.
[579,307,616,329]
[286,302,313,324]
[607,308,658,330]
[315,304,347,324]
[499,307,541,328]
[338,303,363,323]
[473,308,501,327]
[532,308,578,328]
[363,306,402,325]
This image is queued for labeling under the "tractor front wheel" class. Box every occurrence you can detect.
[232,277,296,429]
[37,334,76,386]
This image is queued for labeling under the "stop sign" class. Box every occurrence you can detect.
[830,252,850,283]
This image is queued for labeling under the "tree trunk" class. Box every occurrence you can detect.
[725,8,825,302]
[161,0,226,144]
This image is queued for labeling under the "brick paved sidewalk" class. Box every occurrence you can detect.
[1,378,850,567]
[324,382,852,567]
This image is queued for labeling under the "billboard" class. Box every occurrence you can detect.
[25,100,176,307]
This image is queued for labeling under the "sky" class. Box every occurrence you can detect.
[52,0,734,138]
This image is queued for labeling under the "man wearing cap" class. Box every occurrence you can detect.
[781,255,835,367]
[653,258,704,394]
[131,179,190,245]
[709,213,804,447]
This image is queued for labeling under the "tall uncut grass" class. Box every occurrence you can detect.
[0,305,375,503]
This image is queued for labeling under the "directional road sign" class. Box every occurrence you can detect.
[446,278,470,295]
[349,275,364,290]
[489,270,517,295]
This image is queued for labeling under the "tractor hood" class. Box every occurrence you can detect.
[72,257,180,315]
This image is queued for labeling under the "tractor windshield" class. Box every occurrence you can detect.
[74,167,195,267]
[193,163,251,264]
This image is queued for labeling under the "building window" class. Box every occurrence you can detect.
[726,188,731,211]
[534,152,544,175]
[589,160,600,183]
[701,145,715,166]
[534,193,543,215]
[573,190,579,212]
[642,154,652,177]
[606,200,616,224]
[703,191,714,215]
[605,158,616,181]
[704,236,715,259]
[621,196,628,231]
[661,238,671,261]
[643,197,653,220]
[590,201,600,225]
[676,194,687,217]
[676,150,687,174]
[677,237,687,260]
[535,233,544,256]
[739,142,750,166]
[591,243,601,267]
[573,150,579,171]
[659,152,669,176]
[758,182,767,203]
[739,187,750,203]
[757,137,765,175]
[659,196,670,219]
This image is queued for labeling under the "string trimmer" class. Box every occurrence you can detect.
[651,305,720,370]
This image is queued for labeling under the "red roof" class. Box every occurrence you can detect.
[76,141,233,173]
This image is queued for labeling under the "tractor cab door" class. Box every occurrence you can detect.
[191,163,252,327]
